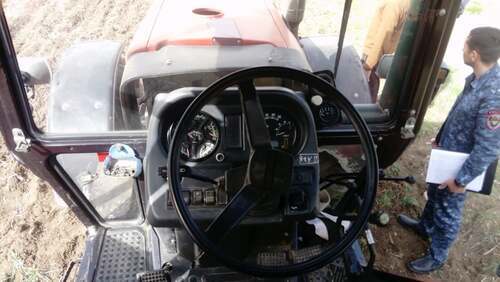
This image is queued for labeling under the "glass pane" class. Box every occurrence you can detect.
[56,153,143,223]
[4,0,423,134]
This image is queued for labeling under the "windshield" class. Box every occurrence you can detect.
[4,0,422,134]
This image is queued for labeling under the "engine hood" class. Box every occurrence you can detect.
[127,0,302,57]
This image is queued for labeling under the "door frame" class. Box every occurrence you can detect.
[0,0,461,225]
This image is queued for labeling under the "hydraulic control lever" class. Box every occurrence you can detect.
[378,170,416,184]
[179,166,218,185]
[320,170,416,191]
[158,166,218,185]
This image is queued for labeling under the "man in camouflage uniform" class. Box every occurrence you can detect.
[398,27,500,273]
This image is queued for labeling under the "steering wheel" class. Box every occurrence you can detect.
[168,66,378,277]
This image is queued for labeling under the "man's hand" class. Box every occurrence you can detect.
[438,179,465,193]
[430,138,438,149]
[363,68,372,80]
[361,60,372,80]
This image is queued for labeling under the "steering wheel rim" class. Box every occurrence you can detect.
[168,66,378,277]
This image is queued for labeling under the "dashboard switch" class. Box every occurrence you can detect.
[288,189,307,212]
[192,190,203,205]
[204,189,216,205]
[158,166,168,179]
[216,189,228,205]
[182,191,191,205]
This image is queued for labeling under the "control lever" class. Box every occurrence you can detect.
[364,227,376,271]
[158,166,217,185]
[179,166,218,185]
[378,170,416,184]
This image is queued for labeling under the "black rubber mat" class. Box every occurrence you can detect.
[95,229,147,282]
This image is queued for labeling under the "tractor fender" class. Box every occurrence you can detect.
[47,41,124,133]
[300,36,371,104]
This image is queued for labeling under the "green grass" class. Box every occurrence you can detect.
[401,184,418,208]
[384,164,401,177]
[5,251,54,282]
[377,189,395,209]
[464,0,483,15]
[275,0,378,51]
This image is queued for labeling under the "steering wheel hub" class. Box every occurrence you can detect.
[248,149,293,192]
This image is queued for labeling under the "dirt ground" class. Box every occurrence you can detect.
[371,132,500,282]
[0,0,499,281]
[0,141,85,281]
[0,0,153,280]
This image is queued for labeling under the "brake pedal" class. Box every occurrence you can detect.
[136,269,170,282]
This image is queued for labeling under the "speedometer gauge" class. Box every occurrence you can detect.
[181,113,220,161]
[265,112,298,152]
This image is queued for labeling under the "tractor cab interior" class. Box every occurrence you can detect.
[0,0,461,281]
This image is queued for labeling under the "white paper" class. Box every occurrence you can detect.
[426,149,485,192]
[306,213,354,240]
[305,218,329,240]
[320,211,351,231]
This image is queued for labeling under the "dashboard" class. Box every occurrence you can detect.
[145,87,321,226]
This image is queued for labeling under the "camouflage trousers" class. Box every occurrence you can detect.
[418,183,467,263]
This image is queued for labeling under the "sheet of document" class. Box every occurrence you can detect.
[426,149,485,192]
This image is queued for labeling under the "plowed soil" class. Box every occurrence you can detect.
[0,0,152,280]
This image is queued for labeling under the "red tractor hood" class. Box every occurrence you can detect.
[127,0,301,57]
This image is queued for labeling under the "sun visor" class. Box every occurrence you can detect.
[120,44,312,98]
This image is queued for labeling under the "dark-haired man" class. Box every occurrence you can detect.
[398,26,500,273]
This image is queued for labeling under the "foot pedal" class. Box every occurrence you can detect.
[257,251,288,266]
[136,270,170,282]
[306,261,346,282]
[257,246,346,281]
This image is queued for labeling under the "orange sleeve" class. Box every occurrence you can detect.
[362,0,403,70]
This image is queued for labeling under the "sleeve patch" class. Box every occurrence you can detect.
[486,110,500,130]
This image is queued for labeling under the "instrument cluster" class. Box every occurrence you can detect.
[179,109,302,162]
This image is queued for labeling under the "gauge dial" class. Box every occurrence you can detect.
[318,103,341,126]
[264,112,298,152]
[181,113,220,161]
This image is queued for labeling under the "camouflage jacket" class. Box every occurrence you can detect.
[438,63,500,186]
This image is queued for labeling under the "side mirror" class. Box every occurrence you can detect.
[376,54,450,92]
[436,62,450,83]
[17,57,51,86]
[431,62,450,101]
[375,54,394,79]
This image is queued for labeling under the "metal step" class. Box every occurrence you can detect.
[94,229,147,282]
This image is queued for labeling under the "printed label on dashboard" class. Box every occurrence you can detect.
[298,154,319,165]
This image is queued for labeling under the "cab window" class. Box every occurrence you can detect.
[4,0,422,134]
